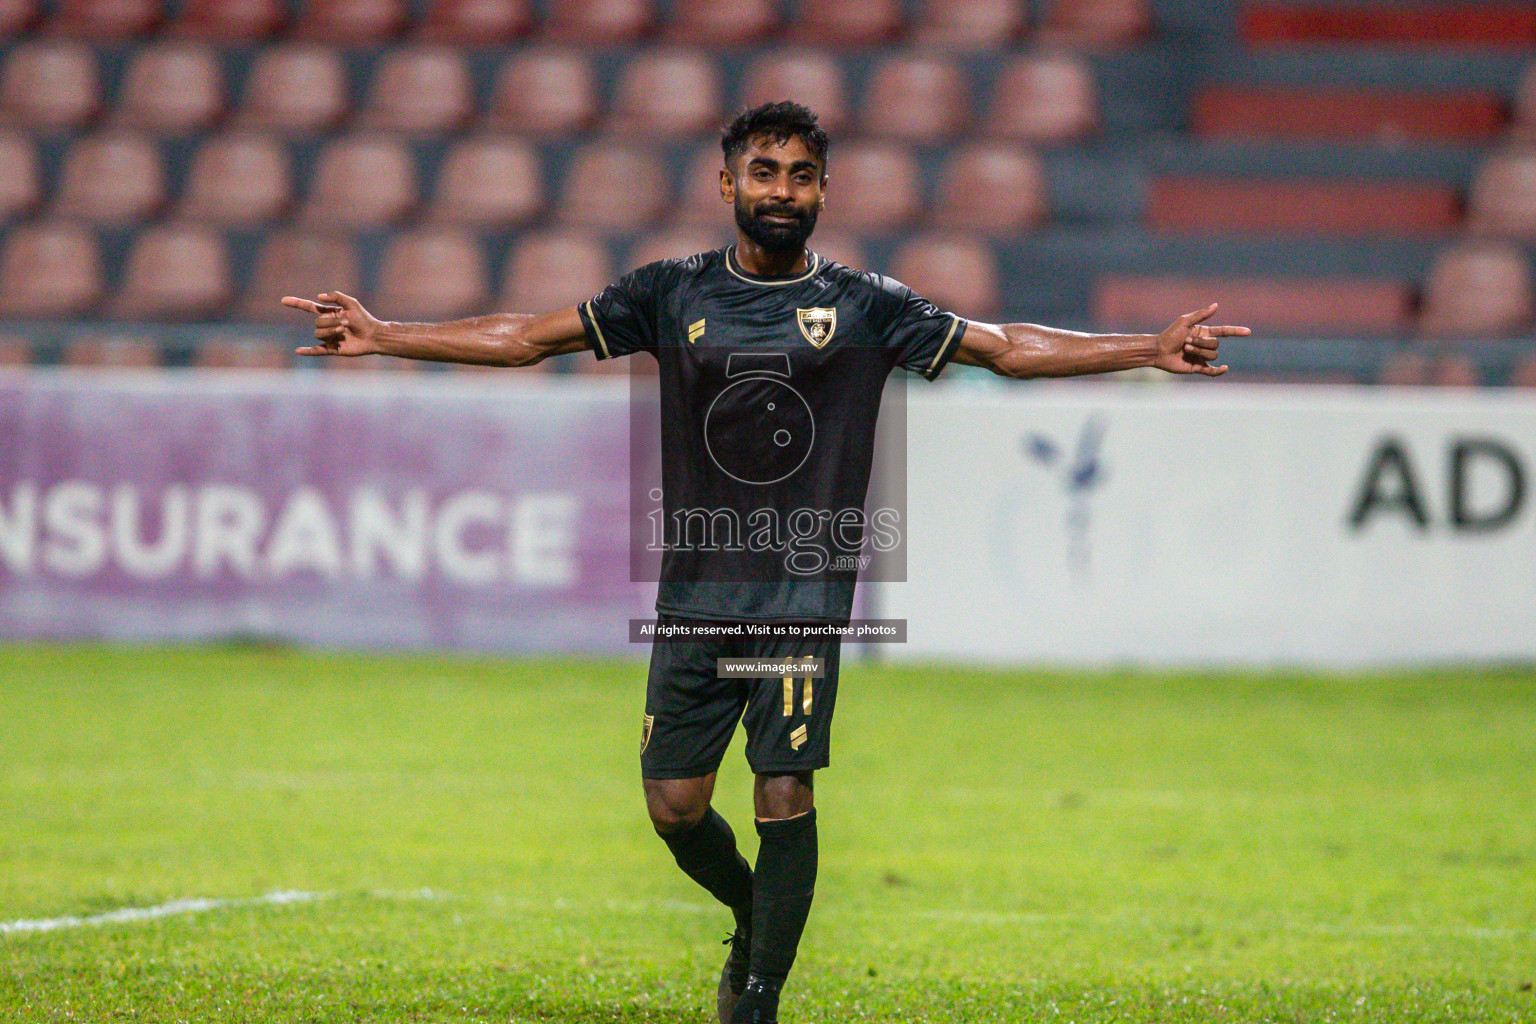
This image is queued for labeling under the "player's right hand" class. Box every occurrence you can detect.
[280,291,381,357]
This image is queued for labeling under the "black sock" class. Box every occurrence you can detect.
[658,807,753,925]
[748,809,818,987]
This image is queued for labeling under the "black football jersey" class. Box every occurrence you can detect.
[578,245,963,623]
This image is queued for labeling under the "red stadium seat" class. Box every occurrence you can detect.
[1094,275,1414,335]
[483,50,598,135]
[1037,0,1153,47]
[665,0,780,45]
[47,0,160,39]
[373,229,488,320]
[234,44,348,135]
[0,221,104,317]
[1512,61,1536,141]
[931,143,1047,233]
[890,235,1000,320]
[986,52,1099,144]
[62,335,160,367]
[0,131,40,220]
[673,142,730,226]
[627,226,731,269]
[818,141,921,232]
[739,51,849,132]
[862,54,970,143]
[177,132,291,227]
[1241,3,1536,47]
[52,131,166,224]
[807,230,867,271]
[114,43,223,134]
[1420,241,1535,338]
[1468,148,1536,238]
[0,333,32,365]
[239,230,358,321]
[500,230,613,315]
[112,222,230,320]
[1377,350,1431,386]
[356,46,474,135]
[300,135,417,229]
[415,0,532,43]
[0,0,39,36]
[912,0,1026,48]
[607,50,722,140]
[0,40,100,130]
[427,136,543,228]
[292,0,407,44]
[541,0,654,45]
[190,338,291,369]
[167,0,284,40]
[791,0,903,46]
[1431,352,1482,388]
[1147,177,1460,235]
[555,142,669,232]
[1193,86,1504,143]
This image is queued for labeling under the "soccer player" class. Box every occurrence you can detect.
[283,102,1247,1024]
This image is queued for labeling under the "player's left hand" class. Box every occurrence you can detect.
[1153,303,1247,376]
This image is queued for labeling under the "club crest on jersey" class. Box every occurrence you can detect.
[796,307,837,348]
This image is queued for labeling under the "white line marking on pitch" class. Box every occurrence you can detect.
[0,889,447,937]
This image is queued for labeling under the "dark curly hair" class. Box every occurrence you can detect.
[720,101,829,170]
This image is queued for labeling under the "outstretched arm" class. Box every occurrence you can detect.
[952,303,1247,379]
[280,291,591,367]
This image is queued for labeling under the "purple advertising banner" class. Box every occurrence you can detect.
[0,370,654,653]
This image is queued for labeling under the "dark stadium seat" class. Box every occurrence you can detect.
[239,231,359,322]
[791,0,904,46]
[483,50,598,135]
[292,0,407,44]
[1094,275,1414,335]
[807,230,867,271]
[985,52,1099,144]
[627,226,731,269]
[556,142,670,232]
[817,141,921,232]
[1193,86,1505,143]
[1241,3,1536,47]
[0,221,104,317]
[1420,241,1535,338]
[415,0,532,44]
[177,132,291,227]
[111,222,230,320]
[191,339,291,369]
[0,131,40,220]
[113,43,224,134]
[0,40,99,130]
[356,46,474,135]
[931,143,1047,233]
[673,142,730,226]
[233,44,348,135]
[862,54,970,143]
[739,51,850,132]
[427,136,543,228]
[167,0,284,40]
[1146,178,1461,235]
[1468,149,1536,238]
[300,135,417,229]
[607,51,723,140]
[1037,0,1153,47]
[540,0,653,45]
[52,131,166,225]
[61,335,160,367]
[890,235,1000,320]
[912,0,1026,48]
[372,229,489,320]
[665,0,780,45]
[46,0,160,39]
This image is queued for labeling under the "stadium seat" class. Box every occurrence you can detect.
[931,143,1047,233]
[500,230,613,313]
[1377,350,1431,386]
[0,0,38,37]
[1431,352,1481,388]
[555,143,670,232]
[167,0,284,40]
[427,136,543,228]
[1241,3,1536,46]
[889,235,1000,320]
[47,0,160,39]
[52,131,166,224]
[1037,0,1153,47]
[0,40,100,130]
[1508,352,1536,387]
[191,338,291,369]
[912,0,1026,48]
[1193,86,1504,143]
[0,221,104,317]
[1420,241,1535,338]
[739,51,849,132]
[607,51,722,140]
[1094,275,1414,335]
[0,131,40,220]
[791,0,904,46]
[177,132,291,226]
[862,54,970,143]
[807,230,866,271]
[372,228,488,320]
[483,50,598,135]
[665,0,780,45]
[1147,178,1460,235]
[299,135,417,229]
[674,142,730,226]
[113,43,223,134]
[234,44,348,135]
[1512,61,1536,141]
[541,0,653,45]
[818,141,921,232]
[112,222,231,320]
[239,230,358,321]
[415,0,532,43]
[292,0,407,43]
[61,335,160,367]
[986,53,1099,144]
[356,46,474,135]
[322,352,423,372]
[1467,148,1536,238]
[0,334,31,365]
[627,226,731,269]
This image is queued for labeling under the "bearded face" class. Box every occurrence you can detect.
[734,188,820,254]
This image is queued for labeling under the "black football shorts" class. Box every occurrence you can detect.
[640,614,841,779]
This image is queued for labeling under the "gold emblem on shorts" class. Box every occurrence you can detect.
[641,713,654,754]
[796,307,837,348]
[790,724,808,750]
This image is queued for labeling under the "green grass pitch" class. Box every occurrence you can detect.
[1,643,1533,1022]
